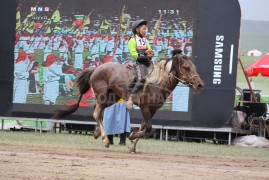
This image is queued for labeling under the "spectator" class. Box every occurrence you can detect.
[103,99,131,145]
[43,54,62,105]
[28,61,40,93]
[13,51,29,104]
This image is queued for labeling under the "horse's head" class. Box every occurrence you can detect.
[171,50,204,93]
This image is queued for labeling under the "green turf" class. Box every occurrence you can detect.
[0,131,269,161]
[2,120,47,128]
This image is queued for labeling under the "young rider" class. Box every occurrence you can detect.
[126,19,154,110]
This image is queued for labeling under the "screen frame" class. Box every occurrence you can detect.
[0,0,241,128]
[11,0,198,123]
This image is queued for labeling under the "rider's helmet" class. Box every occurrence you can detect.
[131,19,147,34]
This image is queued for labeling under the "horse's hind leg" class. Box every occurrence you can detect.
[93,103,110,148]
[129,127,142,153]
[93,128,101,139]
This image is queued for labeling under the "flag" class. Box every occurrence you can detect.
[100,19,111,30]
[51,10,61,23]
[154,19,160,30]
[75,30,81,37]
[67,22,76,33]
[122,14,130,23]
[67,15,84,33]
[26,12,36,18]
[180,21,186,31]
[82,16,91,30]
[16,10,21,30]
[26,20,35,34]
[43,19,52,34]
[22,20,35,34]
[21,12,36,33]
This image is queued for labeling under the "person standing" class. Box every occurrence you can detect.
[13,51,29,104]
[42,54,62,105]
[103,99,131,145]
[59,41,69,65]
[74,36,84,70]
[43,41,53,62]
[28,61,40,93]
[43,54,62,132]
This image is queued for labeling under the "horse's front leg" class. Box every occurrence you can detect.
[129,138,139,153]
[128,121,151,153]
[128,106,152,153]
[129,106,152,140]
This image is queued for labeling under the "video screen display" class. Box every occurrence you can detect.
[13,0,195,112]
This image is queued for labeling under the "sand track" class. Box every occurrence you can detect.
[0,143,269,180]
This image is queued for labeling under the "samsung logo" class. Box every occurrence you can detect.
[30,7,50,12]
[213,35,224,85]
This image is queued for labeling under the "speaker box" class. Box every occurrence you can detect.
[243,89,261,102]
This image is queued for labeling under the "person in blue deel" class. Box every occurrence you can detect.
[103,98,131,145]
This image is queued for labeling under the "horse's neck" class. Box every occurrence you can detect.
[147,61,179,91]
[167,78,179,91]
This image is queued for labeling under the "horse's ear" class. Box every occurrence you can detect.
[171,49,182,57]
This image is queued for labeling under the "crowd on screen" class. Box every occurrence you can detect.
[13,4,193,105]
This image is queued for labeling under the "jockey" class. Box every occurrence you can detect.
[126,19,154,110]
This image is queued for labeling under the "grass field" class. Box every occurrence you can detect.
[237,20,269,96]
[0,131,269,161]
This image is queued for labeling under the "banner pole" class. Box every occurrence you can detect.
[238,57,257,103]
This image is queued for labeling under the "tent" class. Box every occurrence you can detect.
[245,54,269,77]
[247,49,262,57]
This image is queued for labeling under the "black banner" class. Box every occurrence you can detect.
[0,0,241,128]
[192,0,241,127]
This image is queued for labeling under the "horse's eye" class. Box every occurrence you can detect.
[185,67,190,71]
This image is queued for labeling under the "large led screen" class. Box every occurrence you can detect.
[13,0,195,112]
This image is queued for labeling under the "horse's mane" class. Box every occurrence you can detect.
[146,49,183,87]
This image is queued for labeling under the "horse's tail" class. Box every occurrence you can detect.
[53,68,96,120]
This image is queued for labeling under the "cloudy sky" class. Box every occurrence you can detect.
[239,0,269,21]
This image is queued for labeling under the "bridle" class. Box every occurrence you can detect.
[168,55,199,86]
[168,70,198,86]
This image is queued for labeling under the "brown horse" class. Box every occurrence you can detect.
[54,49,204,153]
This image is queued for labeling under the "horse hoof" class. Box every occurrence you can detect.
[129,150,136,154]
[104,141,110,148]
[128,145,136,153]
[93,130,101,139]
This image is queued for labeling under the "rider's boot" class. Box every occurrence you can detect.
[126,65,147,110]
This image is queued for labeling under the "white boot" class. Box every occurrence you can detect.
[126,95,134,110]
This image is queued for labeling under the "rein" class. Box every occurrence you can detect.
[169,72,198,86]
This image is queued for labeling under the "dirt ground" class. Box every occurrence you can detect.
[0,143,269,180]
